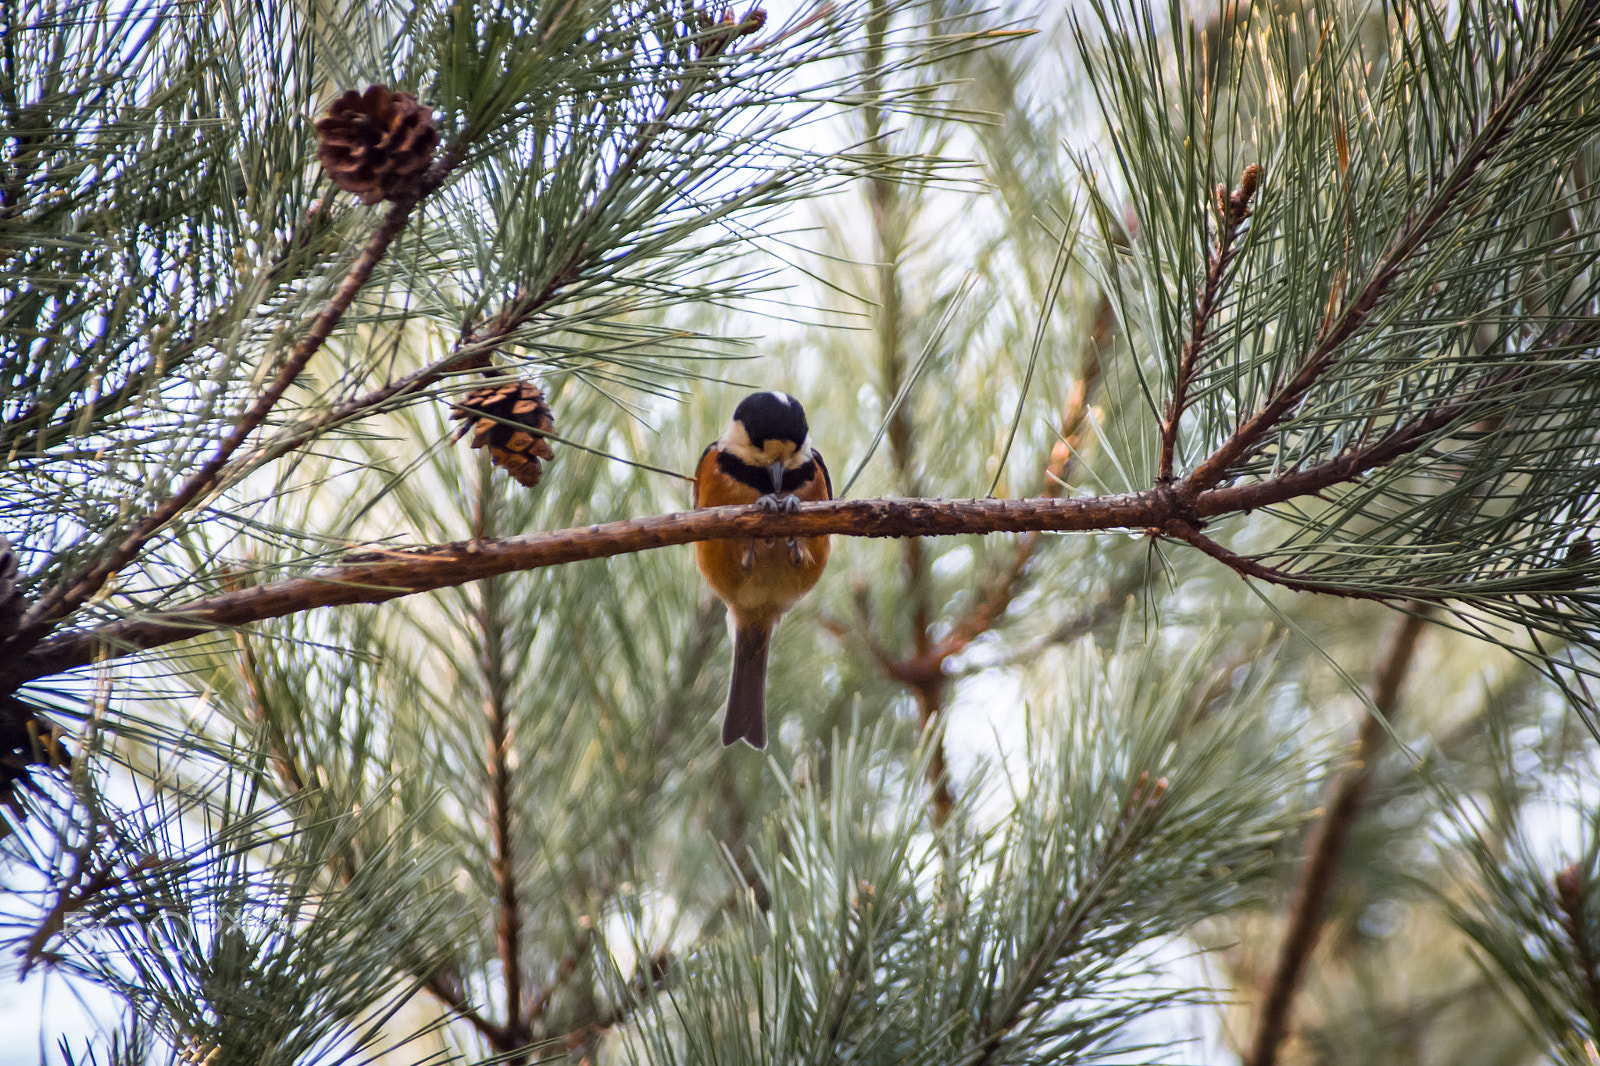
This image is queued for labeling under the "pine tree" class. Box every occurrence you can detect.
[5,0,1600,1063]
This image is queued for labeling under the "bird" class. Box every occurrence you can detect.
[694,391,832,748]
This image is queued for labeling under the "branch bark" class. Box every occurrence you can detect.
[2,493,1158,686]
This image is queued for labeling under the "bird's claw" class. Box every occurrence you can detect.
[756,492,801,514]
[788,538,804,565]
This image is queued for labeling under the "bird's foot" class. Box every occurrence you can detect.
[756,492,801,514]
[787,538,804,565]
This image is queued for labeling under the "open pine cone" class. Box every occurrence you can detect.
[315,85,439,204]
[451,381,556,488]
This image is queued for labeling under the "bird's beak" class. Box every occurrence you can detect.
[768,460,786,493]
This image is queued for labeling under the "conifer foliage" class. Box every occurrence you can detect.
[5,0,1600,1062]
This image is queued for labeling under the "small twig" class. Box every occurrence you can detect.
[819,583,901,680]
[1246,607,1431,1066]
[1163,522,1390,601]
[853,293,1111,827]
[1160,165,1260,481]
[550,947,674,1055]
[425,970,506,1045]
[234,627,306,796]
[20,819,106,974]
[980,562,1153,672]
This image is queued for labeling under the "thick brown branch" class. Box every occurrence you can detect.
[1247,607,1431,1066]
[5,494,1165,685]
[7,325,1577,691]
[1,355,1532,692]
[1182,5,1596,497]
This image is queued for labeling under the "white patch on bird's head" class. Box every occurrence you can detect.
[721,390,813,468]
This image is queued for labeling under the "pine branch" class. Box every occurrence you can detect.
[2,492,1171,686]
[969,772,1170,1065]
[1166,523,1390,601]
[1160,165,1259,481]
[969,564,1149,675]
[1181,0,1600,497]
[526,917,596,1026]
[1246,606,1432,1066]
[6,141,466,656]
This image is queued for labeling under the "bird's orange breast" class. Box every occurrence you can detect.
[693,446,830,624]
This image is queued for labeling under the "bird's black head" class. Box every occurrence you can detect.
[733,391,809,450]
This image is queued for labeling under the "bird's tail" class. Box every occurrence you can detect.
[723,621,773,749]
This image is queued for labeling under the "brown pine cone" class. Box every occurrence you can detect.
[451,381,556,488]
[315,85,439,205]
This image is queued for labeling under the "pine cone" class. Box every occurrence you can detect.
[451,381,556,488]
[315,85,439,205]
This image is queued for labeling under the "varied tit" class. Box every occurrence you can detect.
[694,391,832,748]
